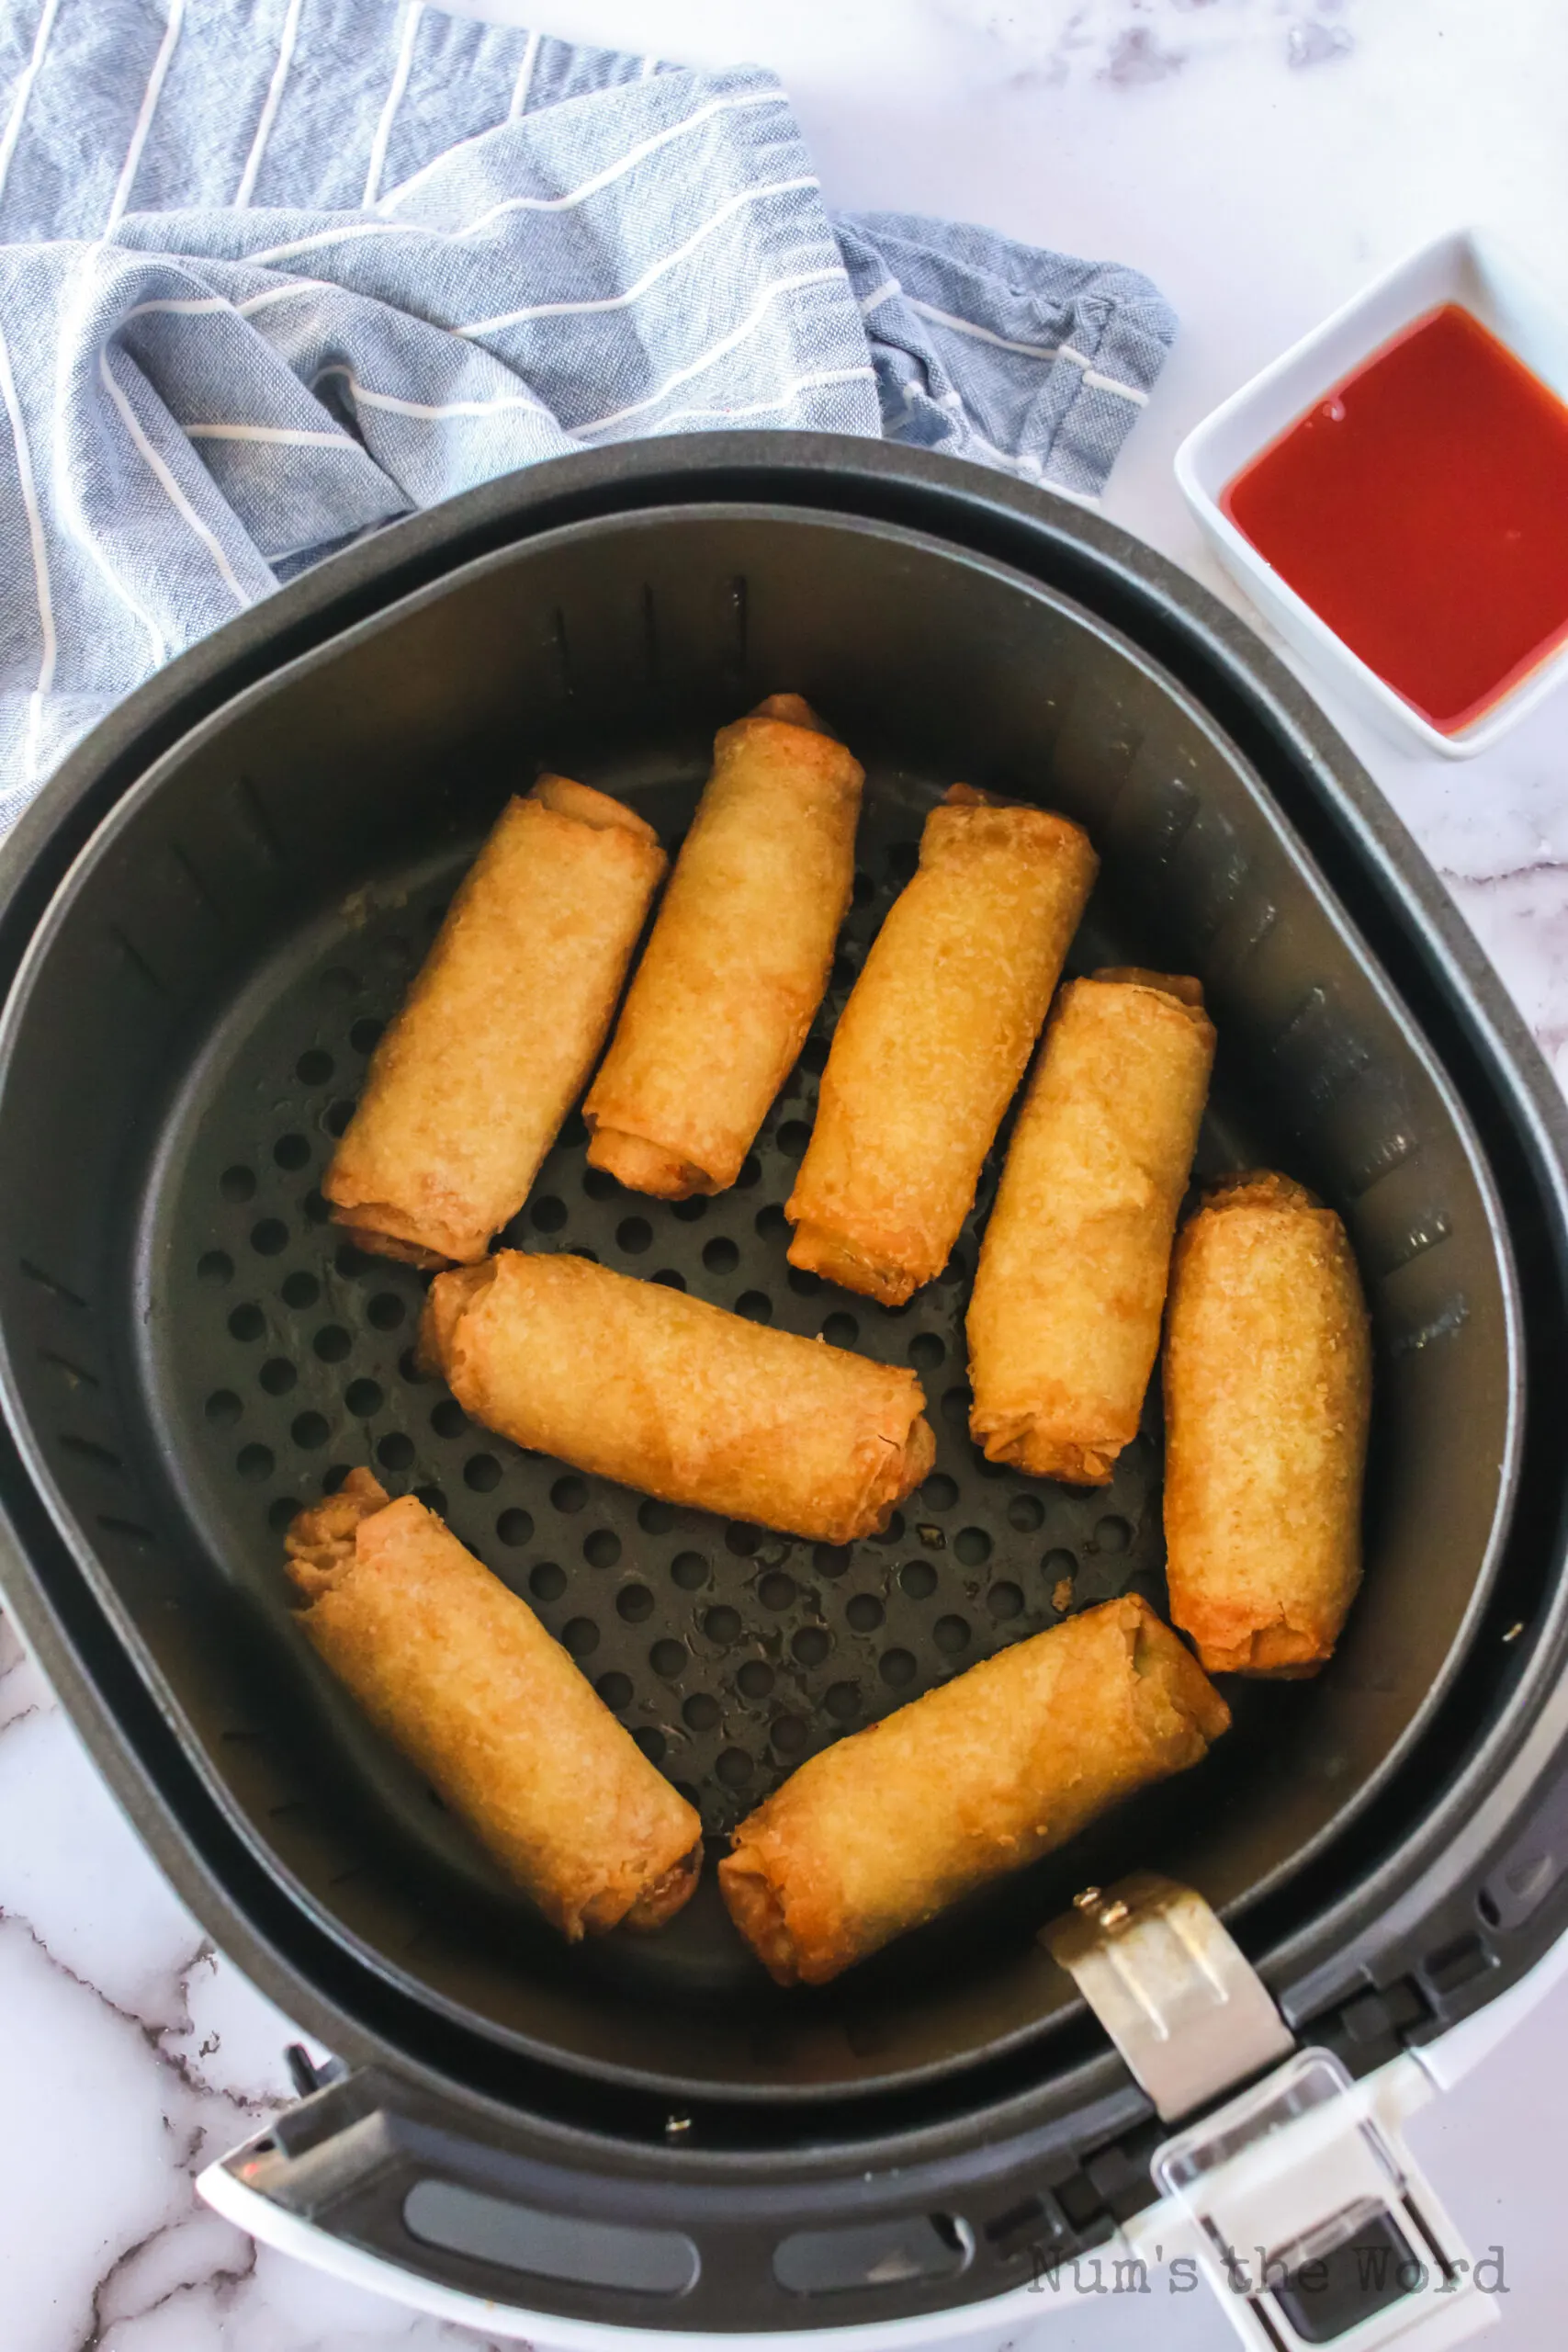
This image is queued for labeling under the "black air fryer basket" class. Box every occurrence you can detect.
[1,436,1566,2334]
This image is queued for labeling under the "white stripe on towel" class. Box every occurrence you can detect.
[573,267,843,435]
[234,0,303,208]
[0,0,63,211]
[506,29,540,121]
[362,1,423,209]
[314,365,552,423]
[106,0,186,233]
[98,346,251,605]
[186,421,348,445]
[457,175,818,336]
[903,295,1058,361]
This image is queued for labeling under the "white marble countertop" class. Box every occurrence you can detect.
[6,2,1568,2346]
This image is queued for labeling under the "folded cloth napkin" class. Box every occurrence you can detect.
[0,1,1175,821]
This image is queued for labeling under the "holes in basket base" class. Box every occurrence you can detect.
[204,1389,242,1427]
[879,1647,917,1688]
[582,1167,617,1203]
[430,1399,467,1438]
[953,1527,992,1568]
[634,1727,666,1764]
[562,1619,599,1658]
[845,1594,884,1634]
[366,1293,405,1331]
[934,1615,970,1656]
[1008,1494,1044,1532]
[595,1672,633,1713]
[616,1217,652,1255]
[1093,1516,1133,1555]
[821,1312,859,1350]
[825,1680,860,1722]
[291,1411,329,1451]
[531,1194,567,1234]
[671,1196,707,1225]
[736,1289,773,1323]
[552,1475,588,1513]
[792,1626,831,1668]
[737,1660,774,1701]
[296,1048,334,1086]
[266,1496,299,1532]
[682,1692,720,1733]
[530,1562,566,1602]
[197,1250,233,1286]
[281,1271,319,1310]
[940,1386,970,1429]
[754,1203,788,1241]
[651,1268,686,1291]
[760,1572,796,1610]
[988,1582,1024,1620]
[900,1559,938,1600]
[497,1508,534,1547]
[324,1101,355,1138]
[671,1552,708,1590]
[376,1431,414,1472]
[716,1748,754,1789]
[908,1332,945,1372]
[350,1017,383,1057]
[312,1325,351,1363]
[464,1453,501,1493]
[771,1714,807,1758]
[259,1358,296,1396]
[250,1218,288,1257]
[616,1584,654,1623]
[650,1638,686,1679]
[921,1474,958,1511]
[228,1304,265,1343]
[814,1543,852,1577]
[273,1133,310,1172]
[345,1378,382,1418]
[236,1443,274,1483]
[220,1165,255,1202]
[704,1605,742,1645]
[702,1237,739,1275]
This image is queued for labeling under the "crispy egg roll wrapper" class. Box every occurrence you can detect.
[1164,1172,1372,1677]
[324,777,666,1265]
[285,1470,701,1937]
[422,1250,934,1545]
[583,695,863,1198]
[719,1595,1228,1985]
[786,786,1099,1305]
[968,970,1215,1486]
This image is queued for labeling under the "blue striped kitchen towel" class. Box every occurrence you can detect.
[0,1,1176,820]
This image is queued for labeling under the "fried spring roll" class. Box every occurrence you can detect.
[968,969,1216,1485]
[1164,1172,1372,1677]
[719,1595,1228,1985]
[583,695,863,1198]
[421,1251,934,1545]
[324,777,666,1266]
[285,1470,701,1937]
[786,786,1099,1305]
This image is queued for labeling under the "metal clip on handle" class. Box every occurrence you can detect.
[1043,1873,1500,2352]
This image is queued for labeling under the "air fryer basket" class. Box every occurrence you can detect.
[0,442,1565,2332]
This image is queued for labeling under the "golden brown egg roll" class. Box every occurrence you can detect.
[719,1594,1228,1985]
[285,1470,701,1937]
[785,786,1099,1306]
[968,969,1216,1486]
[582,695,863,1198]
[1163,1172,1372,1677]
[421,1250,934,1545]
[323,776,666,1266]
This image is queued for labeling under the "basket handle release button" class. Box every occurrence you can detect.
[1043,1872,1501,2351]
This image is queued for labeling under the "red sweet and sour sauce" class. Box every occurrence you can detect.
[1222,303,1568,734]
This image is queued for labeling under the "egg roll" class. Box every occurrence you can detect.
[324,776,666,1266]
[719,1594,1228,1985]
[786,786,1099,1306]
[285,1470,701,1937]
[1163,1172,1372,1677]
[583,695,863,1198]
[968,970,1216,1485]
[421,1250,934,1544]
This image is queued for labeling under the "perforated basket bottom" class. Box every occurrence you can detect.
[150,771,1213,1864]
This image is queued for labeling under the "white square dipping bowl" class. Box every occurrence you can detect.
[1175,228,1568,760]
